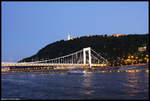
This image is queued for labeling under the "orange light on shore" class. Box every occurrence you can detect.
[146,54,149,57]
[128,56,131,59]
[135,70,140,72]
[135,56,138,59]
[146,70,149,72]
[126,70,137,73]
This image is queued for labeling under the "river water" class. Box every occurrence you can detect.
[1,66,149,100]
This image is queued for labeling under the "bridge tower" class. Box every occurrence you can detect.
[83,47,92,68]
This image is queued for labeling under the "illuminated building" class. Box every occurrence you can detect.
[138,46,147,52]
[112,33,124,37]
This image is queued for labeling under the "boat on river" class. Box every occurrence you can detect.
[67,70,87,74]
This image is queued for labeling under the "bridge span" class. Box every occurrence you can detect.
[2,63,106,67]
[2,47,108,71]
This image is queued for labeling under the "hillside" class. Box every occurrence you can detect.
[19,34,149,66]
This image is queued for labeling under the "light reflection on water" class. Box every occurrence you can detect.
[80,73,95,95]
[121,70,149,98]
[2,68,149,100]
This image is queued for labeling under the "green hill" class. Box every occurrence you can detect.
[19,34,149,66]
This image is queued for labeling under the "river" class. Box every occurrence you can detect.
[1,65,149,100]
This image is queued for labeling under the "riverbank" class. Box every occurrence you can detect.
[2,63,148,74]
[115,63,148,68]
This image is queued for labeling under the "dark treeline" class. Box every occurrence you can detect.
[19,34,149,66]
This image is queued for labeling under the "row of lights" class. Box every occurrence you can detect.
[99,70,148,73]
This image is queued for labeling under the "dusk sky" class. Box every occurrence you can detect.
[2,1,148,62]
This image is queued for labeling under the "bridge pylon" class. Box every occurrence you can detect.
[83,47,92,68]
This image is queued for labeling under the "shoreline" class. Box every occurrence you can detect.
[115,63,148,68]
[2,63,148,74]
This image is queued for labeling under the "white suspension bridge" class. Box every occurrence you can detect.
[2,47,108,69]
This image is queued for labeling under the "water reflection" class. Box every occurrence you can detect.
[122,71,148,97]
[2,67,148,99]
[80,73,95,95]
[82,73,93,87]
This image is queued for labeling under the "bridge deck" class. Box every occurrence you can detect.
[2,63,106,67]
